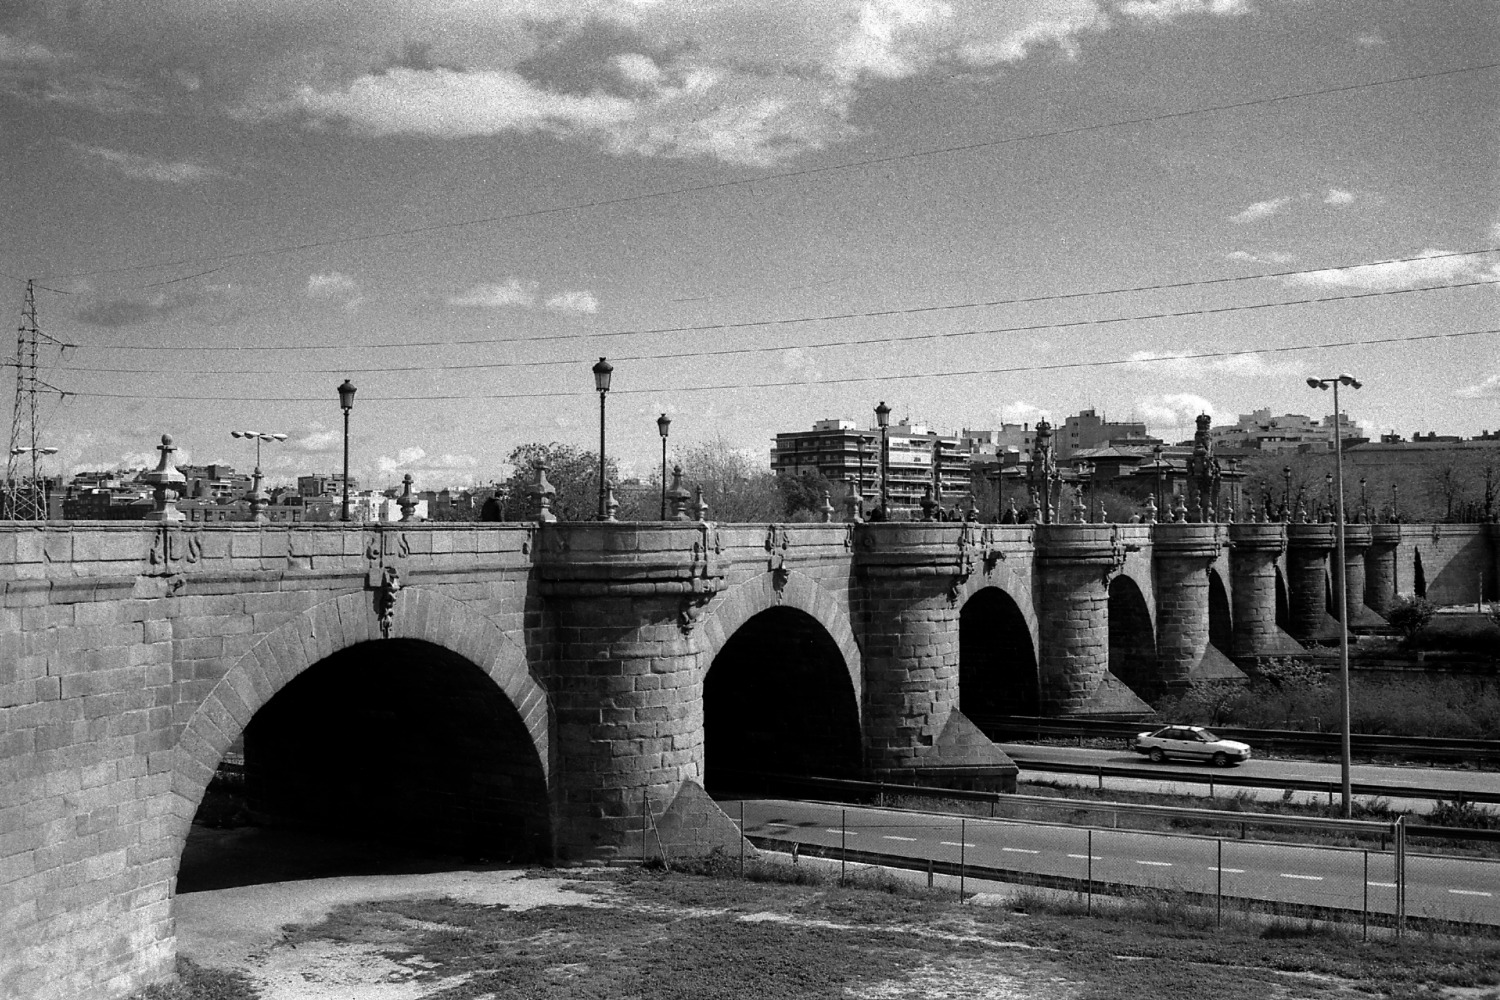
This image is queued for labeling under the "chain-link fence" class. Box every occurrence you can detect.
[730,796,1500,936]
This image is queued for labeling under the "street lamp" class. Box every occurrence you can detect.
[338,379,356,522]
[1360,477,1368,523]
[231,430,286,520]
[656,412,671,520]
[1282,465,1292,522]
[1308,371,1362,818]
[593,358,613,520]
[875,401,891,515]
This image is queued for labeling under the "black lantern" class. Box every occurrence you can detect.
[337,379,356,522]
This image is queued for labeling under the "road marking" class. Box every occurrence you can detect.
[883,835,917,842]
[1208,867,1246,874]
[1002,848,1040,855]
[765,823,792,828]
[1448,889,1493,897]
[1367,881,1397,888]
[826,829,858,836]
[1136,861,1173,867]
[1280,874,1324,881]
[1068,854,1103,861]
[940,841,977,849]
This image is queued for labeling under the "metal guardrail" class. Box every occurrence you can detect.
[726,771,1500,844]
[1003,755,1500,807]
[971,715,1500,764]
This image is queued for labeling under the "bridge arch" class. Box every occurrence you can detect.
[1208,567,1233,654]
[1108,574,1157,698]
[958,585,1039,717]
[698,569,861,711]
[168,588,551,876]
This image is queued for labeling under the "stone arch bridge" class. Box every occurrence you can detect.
[1,517,1493,998]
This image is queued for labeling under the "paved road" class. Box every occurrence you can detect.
[729,797,1500,927]
[1001,744,1500,809]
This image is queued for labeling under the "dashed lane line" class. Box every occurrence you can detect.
[1136,861,1173,867]
[1448,889,1493,897]
[1002,848,1041,855]
[1068,854,1103,861]
[1208,867,1246,874]
[940,842,977,849]
[1280,874,1325,881]
[883,836,917,842]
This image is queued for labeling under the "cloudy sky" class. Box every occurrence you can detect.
[1,0,1496,487]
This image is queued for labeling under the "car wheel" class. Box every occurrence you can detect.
[1212,752,1232,768]
[1148,748,1165,763]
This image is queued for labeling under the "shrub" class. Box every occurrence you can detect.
[1388,596,1438,645]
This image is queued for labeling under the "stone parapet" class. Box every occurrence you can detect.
[537,522,727,599]
[854,522,974,577]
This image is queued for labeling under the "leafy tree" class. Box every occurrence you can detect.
[778,469,837,522]
[1387,596,1437,646]
[502,442,619,522]
[667,434,784,522]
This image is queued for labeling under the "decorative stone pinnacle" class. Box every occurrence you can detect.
[667,464,691,521]
[693,484,709,522]
[142,433,186,523]
[844,480,864,524]
[247,468,268,523]
[1071,489,1086,523]
[1144,493,1158,525]
[605,481,620,522]
[529,459,557,523]
[398,473,418,522]
[818,488,834,523]
[1172,492,1187,523]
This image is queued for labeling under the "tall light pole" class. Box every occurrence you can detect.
[656,412,671,520]
[875,401,891,515]
[338,379,356,522]
[1308,372,1362,818]
[593,358,613,520]
[231,430,287,481]
[1282,465,1292,521]
[231,430,286,520]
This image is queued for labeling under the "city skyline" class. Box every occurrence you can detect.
[2,1,1496,485]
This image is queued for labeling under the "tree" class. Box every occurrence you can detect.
[502,442,619,522]
[669,434,784,522]
[778,469,836,521]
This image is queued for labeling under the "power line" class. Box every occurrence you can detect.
[53,279,1496,376]
[40,61,1500,285]
[67,247,1500,356]
[52,324,1500,402]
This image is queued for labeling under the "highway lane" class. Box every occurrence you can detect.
[729,797,1500,927]
[1001,744,1500,809]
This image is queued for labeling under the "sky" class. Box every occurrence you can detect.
[1,0,1497,490]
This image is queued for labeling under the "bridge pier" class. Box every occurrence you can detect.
[1340,524,1387,629]
[1286,523,1339,642]
[539,523,743,861]
[1152,523,1243,695]
[1035,525,1150,716]
[856,524,1017,790]
[1365,523,1401,617]
[1228,522,1304,662]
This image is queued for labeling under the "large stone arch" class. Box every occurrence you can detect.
[697,569,862,717]
[1208,567,1233,654]
[1108,574,1158,698]
[958,584,1039,717]
[166,587,550,875]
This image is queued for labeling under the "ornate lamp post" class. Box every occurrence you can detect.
[1308,372,1362,818]
[1281,465,1292,522]
[1359,477,1368,522]
[656,412,671,520]
[1324,472,1334,521]
[593,358,613,520]
[337,379,356,522]
[875,401,891,515]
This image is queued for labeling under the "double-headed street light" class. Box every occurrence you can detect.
[1307,371,1362,818]
[593,358,613,520]
[338,380,357,522]
[230,430,287,476]
[657,413,671,520]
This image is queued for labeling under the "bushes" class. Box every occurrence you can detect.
[1388,596,1438,645]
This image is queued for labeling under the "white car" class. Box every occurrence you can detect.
[1132,725,1251,767]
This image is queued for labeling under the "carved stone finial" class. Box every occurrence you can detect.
[247,468,269,524]
[692,484,709,522]
[844,480,864,523]
[963,491,977,523]
[142,434,186,523]
[529,459,557,523]
[1172,492,1188,523]
[605,481,620,522]
[398,473,419,522]
[667,464,691,521]
[1071,488,1086,523]
[818,488,834,523]
[1144,493,1158,525]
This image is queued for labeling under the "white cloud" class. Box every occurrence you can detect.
[614,52,663,88]
[306,272,358,298]
[1135,393,1227,437]
[1323,187,1357,205]
[1286,248,1498,291]
[288,429,341,452]
[545,289,599,314]
[376,446,480,477]
[69,143,219,184]
[997,401,1049,425]
[448,278,538,309]
[1231,196,1295,223]
[1456,374,1500,400]
[1226,249,1297,265]
[780,346,825,382]
[1116,0,1250,22]
[0,33,58,65]
[1355,32,1388,48]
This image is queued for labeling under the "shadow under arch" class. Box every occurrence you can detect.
[1208,568,1232,654]
[958,585,1039,717]
[703,605,861,794]
[1274,567,1290,631]
[169,589,552,887]
[1108,575,1157,698]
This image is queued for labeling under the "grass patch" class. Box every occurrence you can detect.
[131,957,260,1000]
